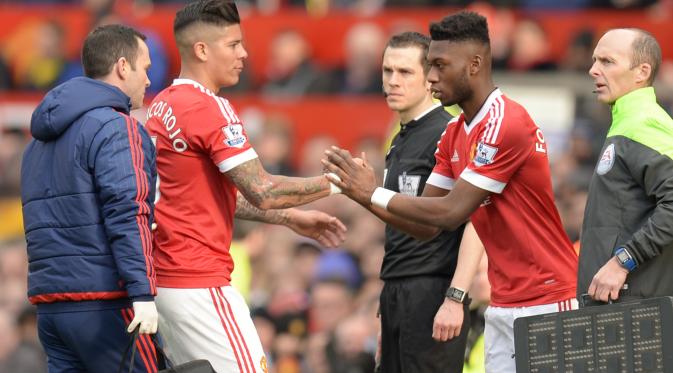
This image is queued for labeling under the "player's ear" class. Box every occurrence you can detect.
[469,54,482,76]
[193,41,208,63]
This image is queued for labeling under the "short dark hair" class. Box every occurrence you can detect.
[82,24,146,79]
[174,0,240,35]
[385,32,431,72]
[429,11,490,46]
[627,28,661,85]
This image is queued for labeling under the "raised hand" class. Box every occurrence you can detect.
[322,146,378,206]
[285,209,347,248]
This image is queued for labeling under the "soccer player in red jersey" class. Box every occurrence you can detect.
[323,11,578,372]
[145,1,346,371]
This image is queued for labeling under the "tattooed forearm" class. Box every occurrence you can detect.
[234,192,291,224]
[227,158,331,210]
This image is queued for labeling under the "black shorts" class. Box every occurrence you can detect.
[379,276,470,373]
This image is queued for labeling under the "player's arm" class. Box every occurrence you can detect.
[366,183,446,241]
[385,178,488,231]
[226,157,331,210]
[323,146,488,231]
[433,222,485,341]
[234,191,346,247]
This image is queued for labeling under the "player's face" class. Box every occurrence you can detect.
[207,24,248,88]
[382,46,431,114]
[589,30,641,104]
[426,40,472,107]
[127,38,151,110]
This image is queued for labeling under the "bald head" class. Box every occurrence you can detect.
[604,28,661,85]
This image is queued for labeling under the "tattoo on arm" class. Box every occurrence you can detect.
[234,192,290,225]
[226,158,330,209]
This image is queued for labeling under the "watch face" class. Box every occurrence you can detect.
[617,251,629,263]
[453,289,465,299]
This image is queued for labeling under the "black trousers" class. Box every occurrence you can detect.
[379,276,470,373]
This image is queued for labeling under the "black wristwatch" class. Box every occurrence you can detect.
[445,286,466,304]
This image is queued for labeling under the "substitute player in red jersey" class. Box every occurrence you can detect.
[145,1,346,371]
[323,11,577,372]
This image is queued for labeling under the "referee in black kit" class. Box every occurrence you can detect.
[348,31,484,372]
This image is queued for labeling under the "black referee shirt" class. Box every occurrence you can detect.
[380,104,465,280]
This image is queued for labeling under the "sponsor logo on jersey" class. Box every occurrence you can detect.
[222,124,246,148]
[473,142,498,167]
[399,172,421,196]
[596,143,615,175]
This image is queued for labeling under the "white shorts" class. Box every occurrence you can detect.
[155,286,267,373]
[484,298,578,373]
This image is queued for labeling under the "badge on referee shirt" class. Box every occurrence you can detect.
[222,124,246,148]
[399,172,421,196]
[596,143,615,175]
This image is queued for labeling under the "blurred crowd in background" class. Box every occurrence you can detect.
[1,0,673,372]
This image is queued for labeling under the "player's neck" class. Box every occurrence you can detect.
[398,95,436,124]
[178,67,219,94]
[461,81,496,123]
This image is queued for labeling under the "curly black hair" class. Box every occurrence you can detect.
[429,11,490,46]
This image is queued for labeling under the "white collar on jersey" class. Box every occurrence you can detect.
[412,102,442,122]
[172,78,217,95]
[464,88,503,134]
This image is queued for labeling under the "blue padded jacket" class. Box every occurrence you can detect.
[21,77,157,305]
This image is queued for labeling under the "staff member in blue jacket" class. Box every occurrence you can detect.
[21,24,159,372]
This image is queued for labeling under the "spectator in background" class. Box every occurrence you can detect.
[579,28,673,303]
[20,20,67,90]
[0,129,29,197]
[253,114,297,175]
[507,18,557,71]
[561,29,596,72]
[58,13,169,94]
[0,57,13,91]
[2,306,47,373]
[299,135,340,176]
[332,22,385,94]
[262,29,332,96]
[0,309,19,371]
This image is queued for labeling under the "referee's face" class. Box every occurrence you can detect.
[590,30,644,105]
[382,46,430,114]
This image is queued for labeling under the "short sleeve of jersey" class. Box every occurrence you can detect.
[188,97,257,173]
[461,111,534,194]
[427,125,455,190]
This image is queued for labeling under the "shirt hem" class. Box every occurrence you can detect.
[489,287,576,307]
[157,275,231,288]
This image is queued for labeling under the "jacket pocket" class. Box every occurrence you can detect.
[577,227,620,296]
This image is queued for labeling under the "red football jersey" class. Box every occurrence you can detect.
[145,79,258,288]
[427,89,577,307]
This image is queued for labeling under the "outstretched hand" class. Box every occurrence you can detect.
[286,209,347,248]
[322,146,377,206]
